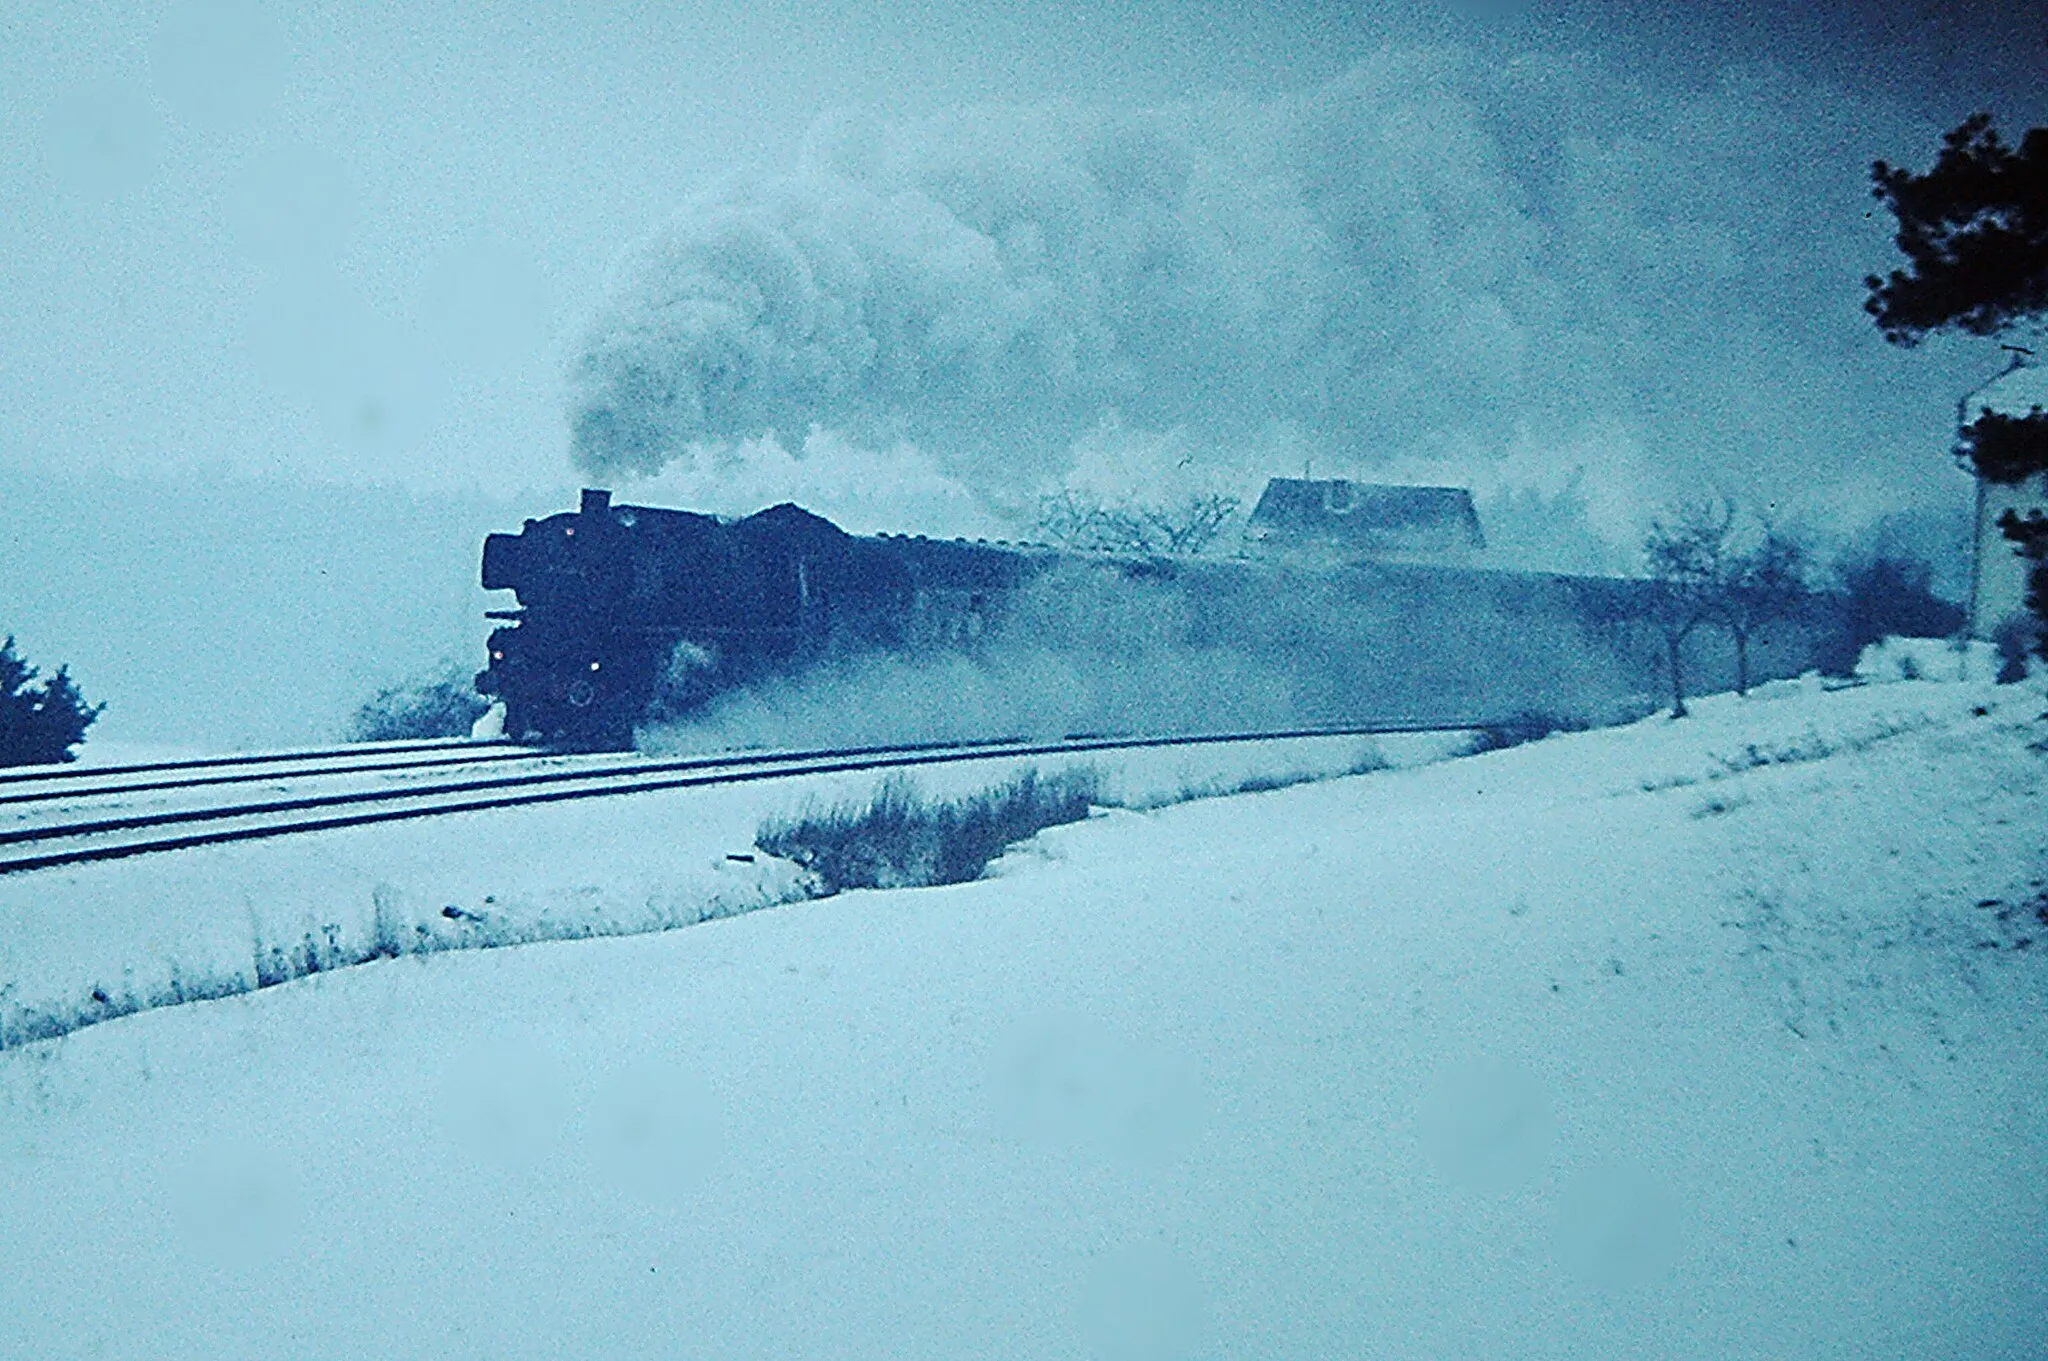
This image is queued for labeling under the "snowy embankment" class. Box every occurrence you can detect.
[0,731,1445,1048]
[1,671,2044,1359]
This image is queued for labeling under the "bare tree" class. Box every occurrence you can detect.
[1035,491,1241,556]
[1643,499,1736,717]
[1036,491,1128,552]
[1717,524,1810,696]
[1137,494,1242,555]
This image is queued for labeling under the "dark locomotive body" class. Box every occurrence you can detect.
[477,489,1836,749]
[478,490,1048,747]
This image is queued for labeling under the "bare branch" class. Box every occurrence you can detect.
[1036,492,1241,556]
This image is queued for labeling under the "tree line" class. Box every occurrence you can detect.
[1640,501,1807,716]
[1638,502,1966,717]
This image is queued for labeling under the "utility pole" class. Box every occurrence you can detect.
[1960,345,2034,636]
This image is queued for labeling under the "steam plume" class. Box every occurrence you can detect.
[571,50,1941,537]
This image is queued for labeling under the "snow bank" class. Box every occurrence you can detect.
[0,665,2041,1359]
[0,663,2039,1350]
[467,700,507,740]
[0,734,1451,1048]
[1853,634,1999,684]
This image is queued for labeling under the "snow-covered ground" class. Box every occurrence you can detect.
[1,670,2044,1359]
[0,731,1451,1045]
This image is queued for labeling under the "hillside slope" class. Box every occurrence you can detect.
[0,677,2043,1360]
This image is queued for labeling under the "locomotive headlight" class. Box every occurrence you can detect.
[492,650,504,661]
[589,661,601,671]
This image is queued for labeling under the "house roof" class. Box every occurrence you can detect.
[1248,479,1486,552]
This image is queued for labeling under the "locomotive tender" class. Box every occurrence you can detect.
[475,488,1827,750]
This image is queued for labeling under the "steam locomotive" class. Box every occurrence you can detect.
[474,488,1797,751]
[477,490,1059,748]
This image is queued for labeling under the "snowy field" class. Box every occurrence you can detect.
[0,731,1453,1045]
[1,669,2044,1359]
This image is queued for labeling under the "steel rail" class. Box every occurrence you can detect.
[0,745,561,808]
[0,719,1489,876]
[0,734,1067,851]
[0,737,524,788]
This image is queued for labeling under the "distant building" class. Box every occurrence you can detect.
[1245,479,1486,565]
[1963,360,2048,642]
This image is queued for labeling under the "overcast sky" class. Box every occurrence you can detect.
[4,0,2045,535]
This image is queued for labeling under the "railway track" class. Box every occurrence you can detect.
[0,735,525,781]
[0,721,1491,876]
[0,741,549,808]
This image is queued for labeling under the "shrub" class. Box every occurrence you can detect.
[1993,611,2039,683]
[1819,555,1967,675]
[0,636,104,767]
[758,767,1100,894]
[349,668,490,741]
[1472,710,1587,753]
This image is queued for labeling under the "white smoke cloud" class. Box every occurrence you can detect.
[614,428,1004,540]
[640,547,1683,755]
[569,170,1096,487]
[570,49,1956,554]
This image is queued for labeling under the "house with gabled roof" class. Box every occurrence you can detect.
[1244,478,1486,566]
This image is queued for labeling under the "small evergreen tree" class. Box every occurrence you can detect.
[1996,507,2048,667]
[1957,406,2048,484]
[1825,555,1967,674]
[1958,404,2048,666]
[0,636,105,767]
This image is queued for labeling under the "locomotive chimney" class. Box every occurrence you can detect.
[580,488,612,518]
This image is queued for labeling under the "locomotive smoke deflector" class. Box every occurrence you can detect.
[480,530,522,590]
[481,489,618,590]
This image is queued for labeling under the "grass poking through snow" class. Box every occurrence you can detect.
[757,768,1101,895]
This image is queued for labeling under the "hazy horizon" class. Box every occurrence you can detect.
[3,0,2041,742]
